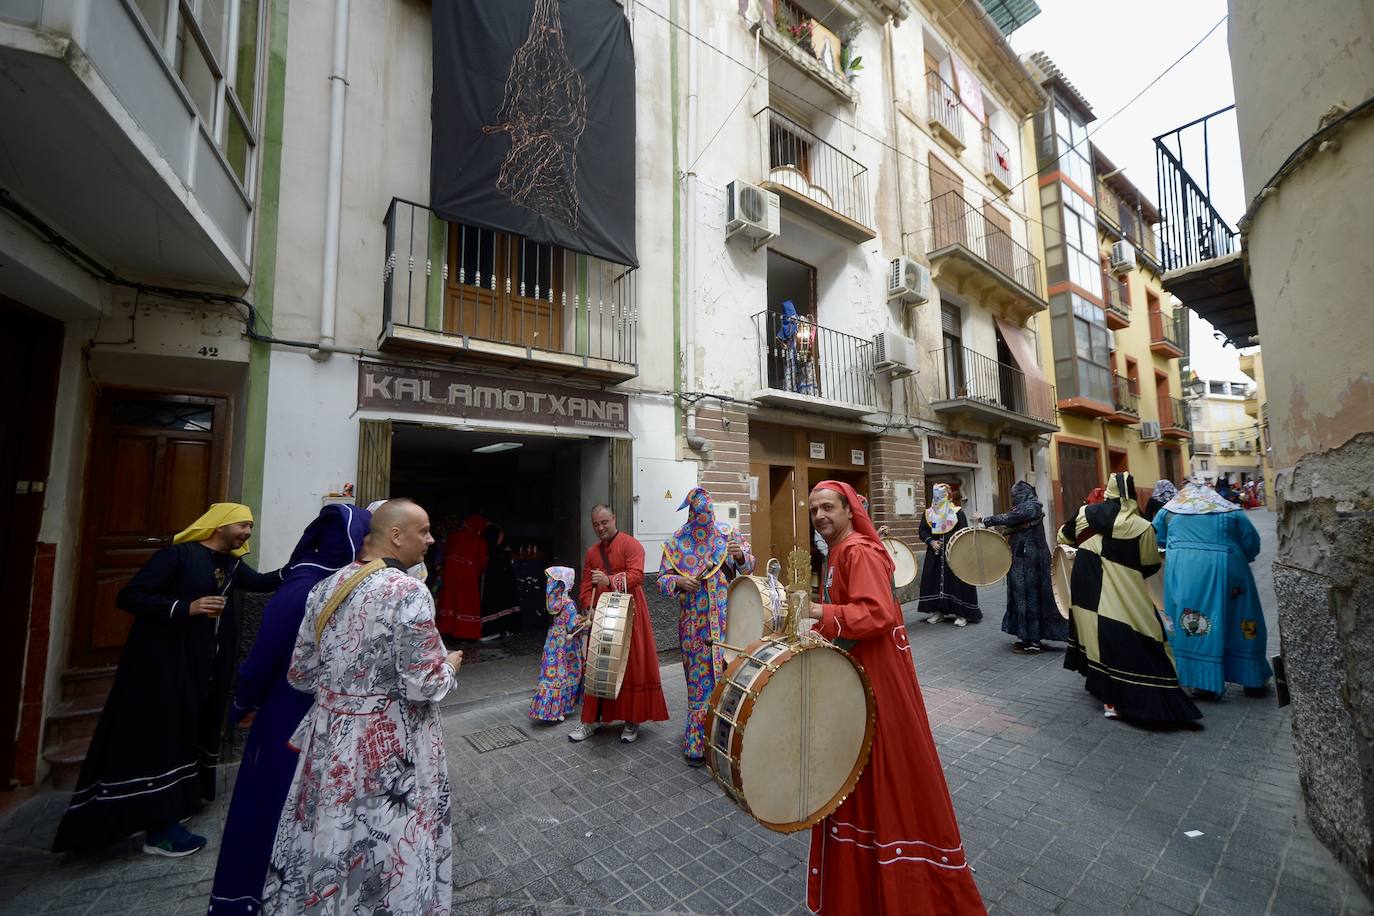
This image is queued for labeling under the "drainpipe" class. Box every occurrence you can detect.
[683,0,705,455]
[313,0,351,361]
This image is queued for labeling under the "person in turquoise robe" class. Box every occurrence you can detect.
[1152,479,1272,698]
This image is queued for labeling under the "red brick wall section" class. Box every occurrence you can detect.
[868,434,925,545]
[692,405,752,539]
[16,543,56,785]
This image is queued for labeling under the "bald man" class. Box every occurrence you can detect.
[263,499,463,914]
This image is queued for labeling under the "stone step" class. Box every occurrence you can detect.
[59,665,117,700]
[42,739,89,789]
[43,695,105,750]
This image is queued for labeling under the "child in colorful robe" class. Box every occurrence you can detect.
[530,566,583,722]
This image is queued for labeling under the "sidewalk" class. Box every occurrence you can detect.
[1,510,1370,914]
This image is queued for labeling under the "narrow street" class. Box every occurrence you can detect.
[0,509,1368,915]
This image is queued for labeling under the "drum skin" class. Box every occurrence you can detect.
[584,592,633,699]
[723,577,783,662]
[1051,544,1076,620]
[706,637,876,833]
[882,537,918,589]
[945,527,1012,586]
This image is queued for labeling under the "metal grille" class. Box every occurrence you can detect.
[463,725,530,753]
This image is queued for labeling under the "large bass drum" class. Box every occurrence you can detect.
[1051,544,1076,620]
[945,526,1012,587]
[722,576,784,663]
[584,591,633,700]
[882,537,918,589]
[707,638,876,833]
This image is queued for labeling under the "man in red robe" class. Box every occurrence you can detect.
[569,504,669,743]
[436,514,488,640]
[805,480,986,915]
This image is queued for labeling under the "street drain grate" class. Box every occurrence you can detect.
[463,724,530,753]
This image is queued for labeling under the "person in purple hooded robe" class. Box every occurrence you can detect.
[206,503,370,914]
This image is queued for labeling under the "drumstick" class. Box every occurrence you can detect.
[704,638,752,655]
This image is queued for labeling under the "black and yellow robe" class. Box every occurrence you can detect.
[1059,472,1201,724]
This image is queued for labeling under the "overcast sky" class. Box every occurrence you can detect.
[1007,0,1248,381]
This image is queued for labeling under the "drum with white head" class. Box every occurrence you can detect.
[584,574,633,700]
[1051,544,1076,620]
[945,525,1012,587]
[882,537,918,589]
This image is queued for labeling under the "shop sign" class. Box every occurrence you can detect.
[358,362,629,432]
[927,435,980,466]
[850,449,865,466]
[809,441,826,459]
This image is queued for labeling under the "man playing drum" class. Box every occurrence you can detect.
[569,505,670,743]
[804,481,986,915]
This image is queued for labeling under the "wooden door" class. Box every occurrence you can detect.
[0,299,63,782]
[356,418,394,509]
[1159,446,1182,484]
[995,444,1015,515]
[445,226,565,351]
[928,154,965,250]
[768,465,800,563]
[982,202,1014,278]
[1057,443,1100,527]
[71,392,226,667]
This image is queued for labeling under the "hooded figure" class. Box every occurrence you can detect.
[658,487,755,764]
[1059,472,1202,723]
[983,481,1066,652]
[529,566,584,722]
[917,483,982,626]
[436,513,488,639]
[209,504,371,913]
[1153,479,1271,698]
[53,504,283,856]
[1143,479,1178,522]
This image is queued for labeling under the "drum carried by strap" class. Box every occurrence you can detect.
[722,559,786,664]
[882,537,918,589]
[1051,544,1075,620]
[706,549,877,833]
[584,573,632,700]
[945,524,1012,587]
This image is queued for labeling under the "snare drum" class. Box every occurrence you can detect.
[707,637,876,833]
[945,526,1012,587]
[722,576,785,663]
[584,591,633,700]
[1051,544,1076,620]
[882,537,918,589]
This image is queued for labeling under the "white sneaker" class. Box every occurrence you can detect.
[568,722,600,742]
[621,723,639,743]
[925,612,942,624]
[954,617,968,628]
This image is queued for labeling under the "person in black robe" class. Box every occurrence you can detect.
[480,522,522,638]
[979,481,1066,653]
[918,483,982,626]
[53,503,281,858]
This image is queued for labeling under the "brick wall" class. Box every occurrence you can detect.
[868,434,925,601]
[691,404,752,538]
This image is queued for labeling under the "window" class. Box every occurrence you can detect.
[1125,357,1140,394]
[1209,381,1227,395]
[1200,459,1209,471]
[136,0,265,194]
[942,303,965,398]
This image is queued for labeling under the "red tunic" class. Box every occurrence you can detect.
[436,519,487,640]
[809,533,985,915]
[578,532,670,725]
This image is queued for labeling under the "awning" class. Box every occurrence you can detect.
[993,316,1047,383]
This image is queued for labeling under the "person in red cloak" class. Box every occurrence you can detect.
[436,514,487,640]
[805,480,986,915]
[568,504,670,743]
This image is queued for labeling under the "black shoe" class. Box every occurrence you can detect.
[1244,685,1269,698]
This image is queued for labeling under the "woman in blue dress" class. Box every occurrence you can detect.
[1152,479,1272,700]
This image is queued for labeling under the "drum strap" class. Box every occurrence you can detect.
[315,559,386,642]
[665,553,727,582]
[820,561,858,652]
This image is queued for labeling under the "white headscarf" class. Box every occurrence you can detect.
[925,483,959,535]
[1161,477,1240,515]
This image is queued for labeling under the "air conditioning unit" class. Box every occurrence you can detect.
[871,331,918,376]
[1139,420,1162,441]
[726,180,780,248]
[1110,240,1136,273]
[886,257,931,305]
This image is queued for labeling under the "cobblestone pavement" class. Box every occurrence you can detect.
[2,510,1371,915]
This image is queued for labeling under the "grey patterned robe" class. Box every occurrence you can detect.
[984,482,1068,645]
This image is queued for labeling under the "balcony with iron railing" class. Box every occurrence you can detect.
[1102,272,1131,329]
[756,107,874,243]
[924,191,1046,321]
[930,345,1058,436]
[982,125,1014,193]
[753,8,858,109]
[380,199,638,381]
[926,71,965,152]
[1158,395,1191,438]
[1109,374,1140,424]
[752,310,875,416]
[1149,307,1184,358]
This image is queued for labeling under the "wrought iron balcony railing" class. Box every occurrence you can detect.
[1103,273,1131,325]
[753,310,875,408]
[381,198,638,373]
[1112,374,1140,417]
[933,344,1056,426]
[1149,308,1183,352]
[757,107,872,231]
[926,191,1043,300]
[926,71,964,146]
[983,125,1013,188]
[1159,395,1191,432]
[1154,107,1239,271]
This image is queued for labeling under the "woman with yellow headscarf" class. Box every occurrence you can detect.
[53,502,283,858]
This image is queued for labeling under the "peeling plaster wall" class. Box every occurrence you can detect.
[1230,0,1374,893]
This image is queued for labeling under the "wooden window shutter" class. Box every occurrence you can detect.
[356,419,393,509]
[941,304,961,337]
[611,437,633,534]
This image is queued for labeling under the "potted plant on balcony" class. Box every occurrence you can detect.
[840,22,864,82]
[775,10,815,54]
